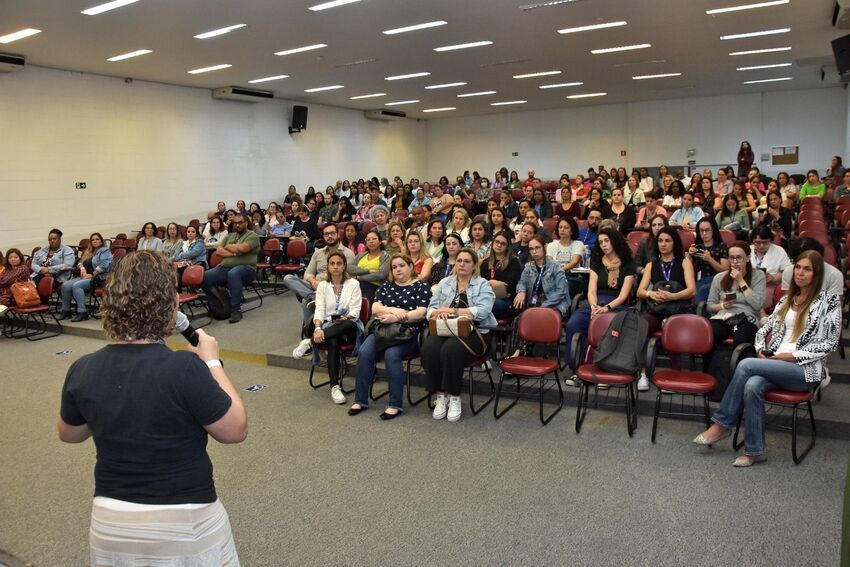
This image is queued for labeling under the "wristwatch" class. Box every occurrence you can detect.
[739,284,749,292]
[205,359,223,369]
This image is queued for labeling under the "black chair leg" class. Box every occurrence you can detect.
[308,363,330,389]
[733,415,744,451]
[493,372,519,420]
[369,370,389,401]
[626,383,635,437]
[792,401,817,464]
[539,372,563,425]
[469,362,495,415]
[406,357,429,406]
[651,388,662,444]
[702,395,712,429]
[575,381,589,433]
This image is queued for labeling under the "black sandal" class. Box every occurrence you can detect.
[348,405,367,416]
[379,410,402,421]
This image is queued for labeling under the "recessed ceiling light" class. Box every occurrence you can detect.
[434,40,493,52]
[0,28,42,44]
[423,107,456,113]
[720,28,790,40]
[558,21,627,34]
[385,100,420,106]
[491,100,527,106]
[350,93,387,99]
[632,72,682,80]
[385,72,431,81]
[425,82,468,89]
[107,49,152,62]
[383,21,447,35]
[513,71,561,79]
[591,44,651,54]
[707,0,789,15]
[743,77,792,84]
[275,44,328,56]
[309,0,361,11]
[457,91,497,97]
[539,82,584,89]
[520,0,585,11]
[729,46,792,56]
[81,0,139,15]
[194,24,246,40]
[248,75,289,84]
[335,58,378,68]
[567,92,607,99]
[736,63,792,71]
[188,64,232,74]
[304,85,344,92]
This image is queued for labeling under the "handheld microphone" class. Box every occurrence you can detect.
[175,311,200,347]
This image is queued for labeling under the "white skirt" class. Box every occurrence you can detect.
[89,497,240,566]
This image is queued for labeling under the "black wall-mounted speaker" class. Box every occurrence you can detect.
[290,105,308,133]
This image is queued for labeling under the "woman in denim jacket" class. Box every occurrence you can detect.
[174,226,208,267]
[513,234,570,316]
[31,228,76,287]
[60,232,113,322]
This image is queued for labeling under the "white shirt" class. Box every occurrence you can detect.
[751,244,792,275]
[776,308,798,355]
[314,278,362,323]
[547,240,585,265]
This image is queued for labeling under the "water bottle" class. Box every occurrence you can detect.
[582,247,591,268]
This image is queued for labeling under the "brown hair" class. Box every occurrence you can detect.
[323,250,350,283]
[776,250,825,342]
[101,250,177,341]
[720,241,752,292]
[81,232,105,262]
[388,253,415,283]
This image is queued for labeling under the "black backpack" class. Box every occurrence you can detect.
[593,310,648,375]
[206,286,232,320]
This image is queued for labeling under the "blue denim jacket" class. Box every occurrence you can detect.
[30,244,76,283]
[86,247,113,275]
[427,275,497,332]
[174,239,208,266]
[516,260,570,315]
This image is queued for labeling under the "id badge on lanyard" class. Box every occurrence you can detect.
[530,265,545,305]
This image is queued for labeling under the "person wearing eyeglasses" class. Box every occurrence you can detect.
[201,214,260,324]
[512,235,569,316]
[480,230,522,319]
[688,217,729,304]
[750,224,791,288]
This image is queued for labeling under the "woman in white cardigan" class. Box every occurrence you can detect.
[311,250,363,405]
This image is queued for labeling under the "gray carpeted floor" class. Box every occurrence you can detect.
[0,332,847,566]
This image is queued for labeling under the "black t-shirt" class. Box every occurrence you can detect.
[480,256,522,296]
[60,343,232,505]
[591,260,637,296]
[292,217,320,242]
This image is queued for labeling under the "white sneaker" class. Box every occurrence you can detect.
[0,305,7,315]
[330,385,346,404]
[820,370,831,391]
[565,375,579,387]
[432,394,448,420]
[447,396,462,422]
[292,338,313,359]
[637,372,650,392]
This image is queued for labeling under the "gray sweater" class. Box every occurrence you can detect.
[348,251,390,284]
[706,268,766,324]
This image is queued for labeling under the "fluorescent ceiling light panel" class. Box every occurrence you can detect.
[385,100,419,106]
[350,93,386,99]
[423,107,456,113]
[707,0,789,15]
[81,0,139,15]
[309,0,361,11]
[383,21,447,35]
[490,100,527,106]
[513,71,561,79]
[188,64,232,74]
[743,77,792,84]
[729,46,792,56]
[567,92,607,99]
[275,44,327,56]
[385,72,431,80]
[591,44,651,54]
[194,24,246,39]
[434,40,493,52]
[425,82,467,89]
[248,75,289,83]
[720,28,790,40]
[107,49,152,62]
[0,28,42,43]
[736,63,792,71]
[520,0,583,10]
[632,72,681,80]
[558,21,627,34]
[539,82,583,89]
[457,91,497,97]
[304,85,344,92]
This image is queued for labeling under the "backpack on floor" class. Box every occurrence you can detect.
[206,286,232,320]
[593,309,648,375]
[11,281,41,308]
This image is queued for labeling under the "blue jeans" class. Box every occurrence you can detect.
[711,357,813,456]
[696,275,713,304]
[564,294,616,369]
[61,277,92,313]
[201,265,256,310]
[354,334,420,411]
[283,275,316,325]
[492,298,514,319]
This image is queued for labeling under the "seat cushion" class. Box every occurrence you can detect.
[576,364,635,385]
[256,262,271,270]
[274,265,303,274]
[500,356,558,376]
[12,306,49,315]
[178,292,199,303]
[765,389,815,404]
[652,370,717,394]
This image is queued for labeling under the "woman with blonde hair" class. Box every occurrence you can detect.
[448,207,472,244]
[59,232,113,322]
[403,230,434,282]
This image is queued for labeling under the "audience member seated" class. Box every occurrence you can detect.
[623,175,645,207]
[384,220,406,256]
[203,217,227,249]
[200,214,260,324]
[755,190,793,239]
[333,197,355,223]
[780,237,843,298]
[637,226,697,333]
[513,235,569,316]
[339,223,365,255]
[662,179,684,209]
[402,230,434,282]
[750,224,791,293]
[579,208,602,250]
[349,230,390,302]
[467,220,491,259]
[422,248,496,423]
[669,192,704,230]
[582,188,611,218]
[499,190,518,220]
[354,192,375,221]
[716,194,750,233]
[447,208,472,243]
[137,222,163,252]
[636,190,667,231]
[291,204,320,250]
[349,254,431,419]
[512,222,539,266]
[731,180,756,215]
[713,169,733,196]
[31,228,76,287]
[0,248,30,313]
[605,187,637,234]
[250,211,268,236]
[554,187,581,219]
[834,170,850,200]
[799,169,826,200]
[696,177,721,214]
[424,219,446,261]
[689,217,729,304]
[60,233,113,323]
[695,250,839,467]
[531,188,553,219]
[161,223,184,260]
[546,217,584,272]
[486,206,510,236]
[635,215,668,276]
[430,233,464,287]
[480,230,521,319]
[371,205,391,240]
[284,186,302,206]
[174,225,207,268]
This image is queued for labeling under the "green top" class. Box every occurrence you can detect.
[219,230,260,267]
[799,181,826,199]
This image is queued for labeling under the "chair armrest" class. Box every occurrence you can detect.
[696,301,707,317]
[645,337,659,378]
[570,332,585,373]
[729,342,756,376]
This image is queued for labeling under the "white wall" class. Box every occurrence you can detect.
[425,88,848,181]
[0,66,425,249]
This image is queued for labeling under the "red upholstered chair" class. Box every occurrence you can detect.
[719,229,736,247]
[255,238,281,290]
[733,388,817,464]
[360,221,376,236]
[208,250,263,312]
[678,229,695,250]
[178,265,208,322]
[646,314,716,443]
[511,189,523,201]
[5,276,62,341]
[573,311,639,436]
[542,218,558,236]
[273,240,308,294]
[495,307,564,425]
[114,233,128,240]
[627,231,648,255]
[309,298,370,391]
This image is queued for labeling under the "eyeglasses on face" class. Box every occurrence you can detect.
[455,258,474,264]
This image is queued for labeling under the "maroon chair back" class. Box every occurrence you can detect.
[586,311,617,348]
[112,248,128,261]
[542,218,558,236]
[286,239,308,259]
[462,198,473,211]
[516,307,563,344]
[78,238,90,251]
[182,265,205,288]
[360,221,376,236]
[209,252,223,268]
[115,233,128,240]
[111,238,125,250]
[358,297,371,326]
[824,244,837,265]
[660,314,713,355]
[627,231,648,254]
[576,219,588,230]
[678,229,695,250]
[511,189,523,201]
[37,276,54,300]
[719,230,735,247]
[188,219,200,229]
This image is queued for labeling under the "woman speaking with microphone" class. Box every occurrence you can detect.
[57,250,247,565]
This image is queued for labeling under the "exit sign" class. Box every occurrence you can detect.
[75,182,87,190]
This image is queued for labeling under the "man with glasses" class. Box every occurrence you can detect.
[201,214,260,323]
[579,208,602,250]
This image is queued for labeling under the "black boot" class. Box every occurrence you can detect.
[71,312,90,323]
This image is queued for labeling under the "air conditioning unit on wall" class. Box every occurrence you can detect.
[0,53,25,73]
[365,109,407,121]
[212,86,274,103]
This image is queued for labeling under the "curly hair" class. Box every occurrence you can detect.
[591,227,633,267]
[101,250,177,342]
